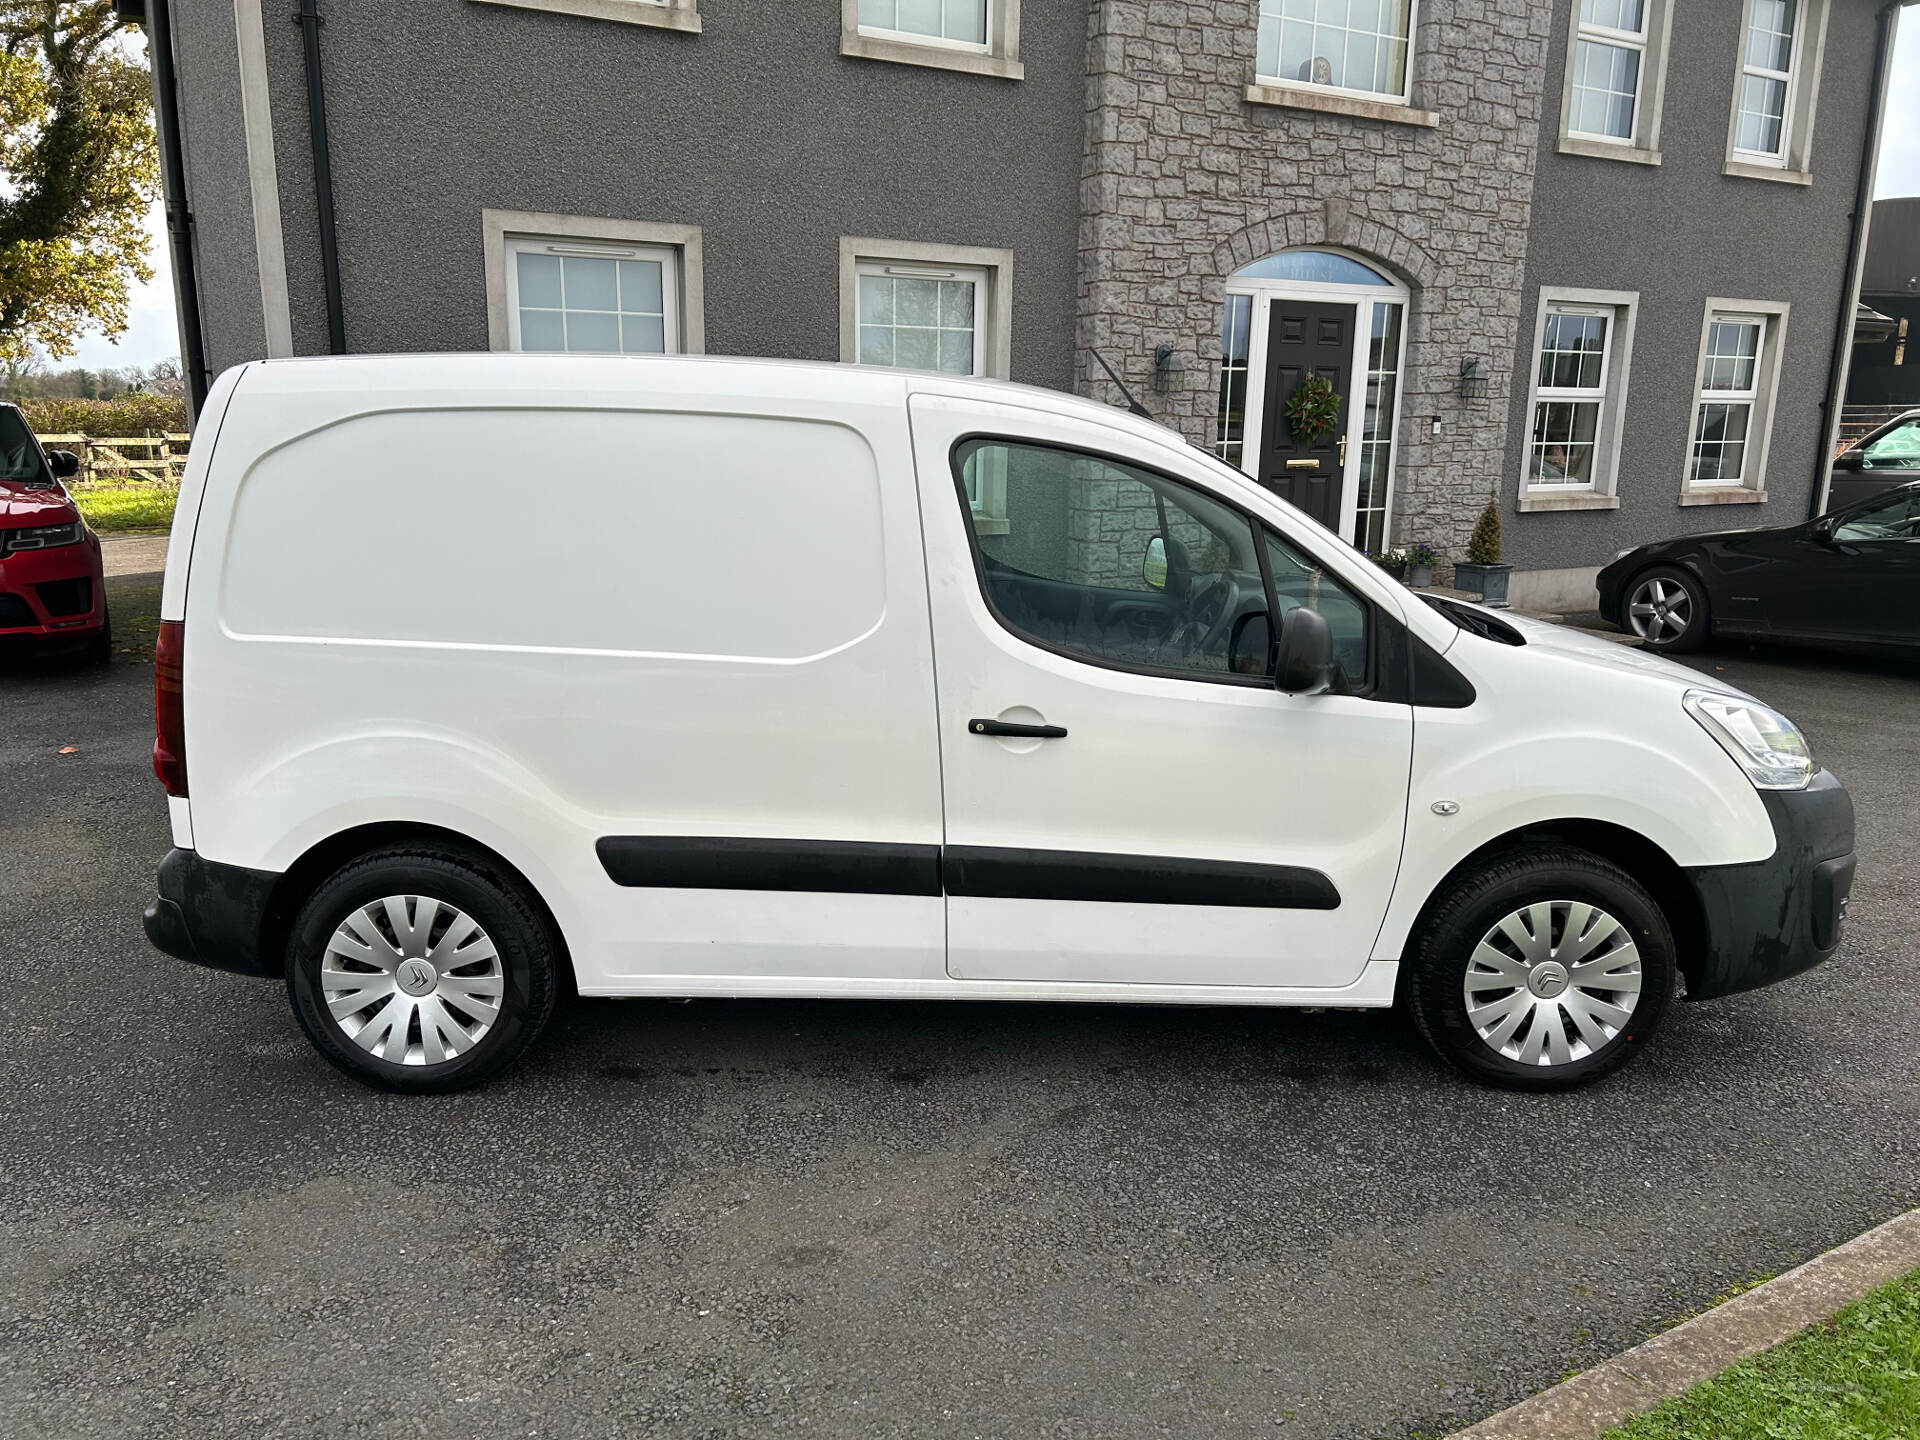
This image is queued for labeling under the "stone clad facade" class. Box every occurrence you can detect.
[1079,0,1555,565]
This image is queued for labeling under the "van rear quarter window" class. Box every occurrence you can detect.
[218,408,886,658]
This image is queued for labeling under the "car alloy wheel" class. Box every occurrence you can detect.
[1462,900,1642,1068]
[1626,575,1695,647]
[321,895,506,1066]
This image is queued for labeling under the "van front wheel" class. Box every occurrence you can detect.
[286,846,560,1093]
[1406,849,1675,1091]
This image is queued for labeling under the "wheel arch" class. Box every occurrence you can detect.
[1396,818,1708,998]
[260,821,577,990]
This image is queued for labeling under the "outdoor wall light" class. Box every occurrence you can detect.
[1154,344,1188,392]
[1459,357,1490,398]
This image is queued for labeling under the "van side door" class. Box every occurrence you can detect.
[909,393,1413,990]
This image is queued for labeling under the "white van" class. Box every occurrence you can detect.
[143,355,1854,1093]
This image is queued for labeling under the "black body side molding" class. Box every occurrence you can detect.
[597,838,1341,910]
[595,837,943,896]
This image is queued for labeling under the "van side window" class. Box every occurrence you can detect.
[953,439,1266,681]
[1265,530,1370,685]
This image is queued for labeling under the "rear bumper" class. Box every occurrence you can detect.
[143,847,283,979]
[0,537,106,638]
[1684,770,1855,1001]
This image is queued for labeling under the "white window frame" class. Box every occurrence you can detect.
[1730,0,1797,166]
[1557,0,1673,166]
[1517,287,1639,513]
[1249,0,1421,110]
[471,0,700,33]
[1723,0,1830,186]
[839,237,1012,380]
[853,258,992,378]
[840,0,1023,81]
[1682,299,1790,505]
[482,209,704,355]
[842,238,1013,530]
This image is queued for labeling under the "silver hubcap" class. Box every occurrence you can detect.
[1627,577,1693,646]
[1463,901,1643,1067]
[322,896,504,1066]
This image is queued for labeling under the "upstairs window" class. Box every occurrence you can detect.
[1568,0,1647,142]
[857,0,986,48]
[1254,0,1416,104]
[1732,0,1797,162]
[843,0,1021,78]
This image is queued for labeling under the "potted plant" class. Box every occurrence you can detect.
[1369,547,1409,582]
[1452,493,1512,607]
[1406,542,1437,588]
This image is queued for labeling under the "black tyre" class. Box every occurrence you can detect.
[87,606,112,666]
[1622,565,1709,652]
[1405,848,1675,1091]
[286,845,561,1093]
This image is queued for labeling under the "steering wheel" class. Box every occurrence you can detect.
[1159,571,1242,662]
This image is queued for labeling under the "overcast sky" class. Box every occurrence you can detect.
[58,7,1920,372]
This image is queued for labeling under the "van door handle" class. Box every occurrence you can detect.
[969,719,1067,739]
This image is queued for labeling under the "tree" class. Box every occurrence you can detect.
[0,3,158,363]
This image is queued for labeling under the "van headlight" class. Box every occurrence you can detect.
[1683,690,1814,791]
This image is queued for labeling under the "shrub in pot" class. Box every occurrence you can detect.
[1452,494,1512,607]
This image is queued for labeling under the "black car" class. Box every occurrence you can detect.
[1597,479,1920,657]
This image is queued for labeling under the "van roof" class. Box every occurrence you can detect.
[235,351,1189,452]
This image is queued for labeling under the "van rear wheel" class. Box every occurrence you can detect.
[1405,849,1675,1091]
[286,845,560,1093]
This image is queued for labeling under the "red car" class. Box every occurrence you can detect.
[0,402,109,660]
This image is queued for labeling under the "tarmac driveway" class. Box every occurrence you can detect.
[1,563,1915,1439]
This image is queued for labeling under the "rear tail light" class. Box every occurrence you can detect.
[153,619,187,797]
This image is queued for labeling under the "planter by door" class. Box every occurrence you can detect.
[1257,299,1353,531]
[1454,561,1513,608]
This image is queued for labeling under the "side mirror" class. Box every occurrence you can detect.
[47,449,79,479]
[1812,518,1837,545]
[1228,611,1274,677]
[1143,535,1168,591]
[1831,450,1865,473]
[1274,605,1334,695]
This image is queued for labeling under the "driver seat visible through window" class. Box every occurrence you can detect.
[954,439,1368,687]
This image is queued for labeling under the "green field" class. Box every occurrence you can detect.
[1603,1266,1920,1440]
[69,484,177,532]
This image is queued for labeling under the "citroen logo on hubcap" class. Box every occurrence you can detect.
[1528,962,1570,999]
[397,958,437,996]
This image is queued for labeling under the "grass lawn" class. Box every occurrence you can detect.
[70,483,177,532]
[1603,1266,1920,1439]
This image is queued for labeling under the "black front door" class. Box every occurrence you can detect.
[1257,299,1355,531]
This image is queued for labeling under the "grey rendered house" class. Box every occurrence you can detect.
[139,0,1908,608]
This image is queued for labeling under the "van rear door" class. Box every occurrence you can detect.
[908,391,1412,990]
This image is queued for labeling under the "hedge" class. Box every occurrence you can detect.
[16,394,191,437]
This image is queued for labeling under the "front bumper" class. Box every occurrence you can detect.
[143,847,284,979]
[1684,769,1855,1001]
[0,536,106,639]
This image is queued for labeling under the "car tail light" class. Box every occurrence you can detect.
[153,619,187,797]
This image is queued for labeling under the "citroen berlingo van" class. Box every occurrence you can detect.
[143,355,1854,1094]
